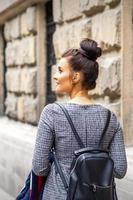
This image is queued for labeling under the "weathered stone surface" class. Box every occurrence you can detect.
[20,12,29,36]
[62,0,82,21]
[0,29,3,61]
[92,8,121,51]
[92,97,120,118]
[53,19,91,58]
[6,65,37,95]
[53,26,69,59]
[90,56,121,97]
[99,57,121,95]
[4,16,20,41]
[105,0,120,7]
[23,96,38,124]
[5,92,37,123]
[5,40,19,66]
[26,7,36,33]
[17,96,24,121]
[5,36,36,66]
[17,95,24,121]
[5,93,17,119]
[6,67,21,93]
[80,0,105,16]
[19,36,36,65]
[20,6,37,36]
[103,97,121,117]
[53,0,62,23]
[0,29,4,116]
[4,23,10,41]
[20,67,37,94]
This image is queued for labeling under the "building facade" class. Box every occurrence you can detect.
[0,0,133,198]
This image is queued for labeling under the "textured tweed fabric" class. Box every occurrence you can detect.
[32,102,127,200]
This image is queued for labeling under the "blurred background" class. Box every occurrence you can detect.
[0,0,133,199]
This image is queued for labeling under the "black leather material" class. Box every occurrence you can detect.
[67,150,114,200]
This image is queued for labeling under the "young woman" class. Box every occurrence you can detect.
[32,39,127,200]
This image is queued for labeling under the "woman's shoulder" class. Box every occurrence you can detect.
[42,102,119,120]
[43,102,112,112]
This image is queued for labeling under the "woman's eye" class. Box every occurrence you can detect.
[58,69,62,73]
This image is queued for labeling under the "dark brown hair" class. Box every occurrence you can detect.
[62,38,102,90]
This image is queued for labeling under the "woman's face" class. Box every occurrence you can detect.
[53,57,74,95]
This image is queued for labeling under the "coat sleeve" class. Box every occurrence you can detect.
[32,103,54,176]
[110,113,127,179]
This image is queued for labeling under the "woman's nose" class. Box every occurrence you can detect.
[53,72,57,80]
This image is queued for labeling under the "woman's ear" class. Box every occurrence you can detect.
[72,72,81,84]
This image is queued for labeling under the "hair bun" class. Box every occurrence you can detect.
[80,38,102,61]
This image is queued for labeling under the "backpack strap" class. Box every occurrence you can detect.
[55,103,85,149]
[99,110,112,150]
[52,150,68,190]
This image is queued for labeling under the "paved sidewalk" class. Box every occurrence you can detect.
[0,188,14,200]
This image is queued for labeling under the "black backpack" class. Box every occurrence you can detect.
[52,103,118,200]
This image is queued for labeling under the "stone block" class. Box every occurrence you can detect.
[92,8,121,51]
[90,55,121,97]
[53,0,62,23]
[4,16,20,41]
[62,0,82,21]
[5,93,17,119]
[20,12,29,36]
[53,19,91,58]
[5,40,19,66]
[6,36,36,66]
[80,0,105,16]
[105,0,120,7]
[99,57,121,95]
[23,96,38,124]
[0,30,4,61]
[17,96,24,121]
[18,36,36,65]
[20,67,37,94]
[26,7,37,33]
[53,26,69,59]
[0,29,4,116]
[6,67,21,93]
[20,6,37,36]
[4,22,11,41]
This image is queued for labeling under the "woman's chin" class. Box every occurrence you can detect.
[53,88,67,96]
[54,88,63,95]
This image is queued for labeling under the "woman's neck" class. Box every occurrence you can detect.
[68,90,95,105]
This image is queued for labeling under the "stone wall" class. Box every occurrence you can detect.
[0,29,4,116]
[4,6,38,124]
[52,0,121,118]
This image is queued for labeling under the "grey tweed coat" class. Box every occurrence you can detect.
[32,102,127,200]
